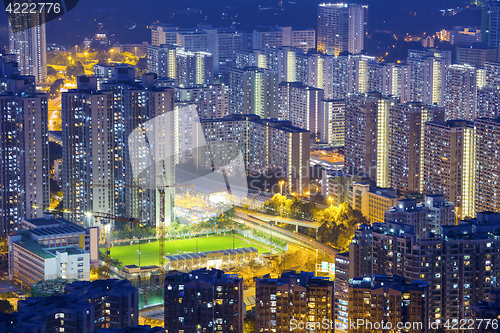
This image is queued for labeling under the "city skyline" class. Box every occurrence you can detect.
[1,1,500,332]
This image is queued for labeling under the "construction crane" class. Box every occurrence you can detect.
[42,207,141,279]
[60,181,194,283]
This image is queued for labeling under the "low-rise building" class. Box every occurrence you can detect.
[8,215,99,285]
[166,247,258,272]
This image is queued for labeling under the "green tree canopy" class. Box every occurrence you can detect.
[316,202,368,250]
[65,61,85,78]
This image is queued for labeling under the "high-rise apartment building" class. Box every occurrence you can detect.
[228,67,279,117]
[349,224,373,279]
[485,61,500,87]
[345,96,444,191]
[361,212,500,326]
[8,14,47,82]
[147,46,213,86]
[251,26,316,52]
[320,55,351,99]
[0,71,49,235]
[292,29,316,52]
[255,271,334,333]
[477,86,500,118]
[150,23,179,46]
[384,195,455,238]
[252,26,293,50]
[146,44,177,79]
[176,31,209,52]
[176,84,230,119]
[422,120,475,214]
[195,115,310,195]
[444,64,478,121]
[407,49,451,106]
[475,117,500,213]
[318,99,345,146]
[62,78,115,225]
[262,47,301,83]
[349,55,377,94]
[317,3,367,55]
[482,1,500,48]
[62,75,175,227]
[164,268,243,333]
[477,62,500,119]
[278,82,324,140]
[348,275,429,333]
[388,102,444,194]
[204,27,245,75]
[175,49,213,86]
[344,93,397,183]
[0,279,138,332]
[334,252,350,332]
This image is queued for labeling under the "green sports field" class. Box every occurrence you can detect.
[106,235,272,266]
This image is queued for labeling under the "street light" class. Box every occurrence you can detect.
[328,197,333,207]
[279,180,285,195]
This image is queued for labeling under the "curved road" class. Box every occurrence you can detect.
[235,210,338,260]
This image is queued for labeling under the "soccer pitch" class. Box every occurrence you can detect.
[107,235,272,267]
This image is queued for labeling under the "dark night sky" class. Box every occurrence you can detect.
[0,0,481,47]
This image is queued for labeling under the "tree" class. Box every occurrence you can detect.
[49,79,64,99]
[47,66,58,77]
[66,61,85,78]
[243,316,255,333]
[316,202,368,251]
[0,300,14,314]
[0,236,7,253]
[49,53,70,66]
[248,259,263,277]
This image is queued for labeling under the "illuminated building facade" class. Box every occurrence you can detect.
[317,3,367,55]
[318,99,345,146]
[255,271,334,333]
[8,13,47,83]
[278,82,324,140]
[0,72,49,235]
[195,114,310,194]
[228,67,279,117]
[164,268,243,333]
[444,64,477,121]
[388,102,444,194]
[407,49,451,106]
[348,275,429,333]
[475,117,500,214]
[422,120,474,214]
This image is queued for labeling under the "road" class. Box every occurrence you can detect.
[246,211,322,230]
[235,210,338,260]
[48,97,62,131]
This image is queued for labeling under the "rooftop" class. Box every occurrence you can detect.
[14,240,87,259]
